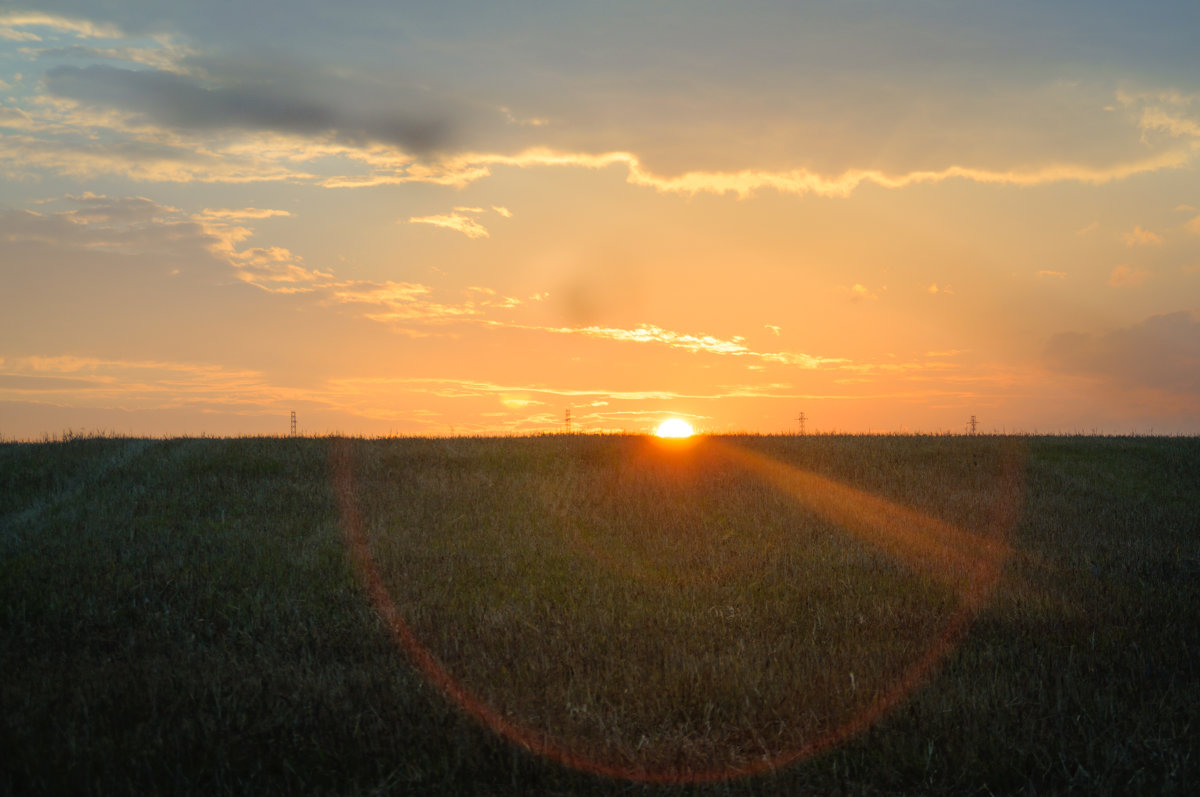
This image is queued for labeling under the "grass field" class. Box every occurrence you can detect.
[2,433,1197,794]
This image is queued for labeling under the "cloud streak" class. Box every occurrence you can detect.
[0,355,289,410]
[0,11,124,40]
[327,142,1200,200]
[408,212,490,239]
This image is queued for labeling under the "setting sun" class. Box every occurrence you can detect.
[655,418,694,438]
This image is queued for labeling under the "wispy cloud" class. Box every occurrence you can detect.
[1119,88,1200,141]
[346,142,1199,198]
[190,207,330,291]
[0,355,290,410]
[1122,225,1162,246]
[407,205,512,239]
[483,321,847,368]
[407,212,490,239]
[329,280,493,321]
[195,207,292,221]
[0,12,125,40]
[1108,265,1150,287]
[847,283,878,302]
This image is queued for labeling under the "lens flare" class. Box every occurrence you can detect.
[332,436,1024,785]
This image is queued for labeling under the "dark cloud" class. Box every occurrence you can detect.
[44,64,453,156]
[1044,311,1200,396]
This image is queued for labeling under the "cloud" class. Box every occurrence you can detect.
[1037,270,1067,279]
[1075,221,1099,235]
[847,283,878,302]
[0,12,124,40]
[1044,311,1200,396]
[1108,265,1150,287]
[407,212,490,239]
[0,125,314,183]
[0,354,291,411]
[0,196,208,254]
[927,283,953,295]
[1119,88,1200,141]
[1,194,330,291]
[479,320,847,369]
[325,280,524,324]
[224,245,332,291]
[407,204,513,239]
[43,64,453,156]
[195,207,291,221]
[1122,225,1163,246]
[11,40,1200,199]
[500,106,549,127]
[327,136,1200,199]
[30,42,196,70]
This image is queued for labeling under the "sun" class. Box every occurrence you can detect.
[655,418,694,438]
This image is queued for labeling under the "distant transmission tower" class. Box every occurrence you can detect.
[290,410,297,437]
[968,414,978,435]
[564,408,572,434]
[796,411,807,436]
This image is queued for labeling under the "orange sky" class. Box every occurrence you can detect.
[2,4,1199,437]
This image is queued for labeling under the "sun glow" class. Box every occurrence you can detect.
[655,418,694,438]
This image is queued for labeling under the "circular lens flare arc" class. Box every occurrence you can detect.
[331,437,1023,784]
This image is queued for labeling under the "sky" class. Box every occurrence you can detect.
[1,1,1198,438]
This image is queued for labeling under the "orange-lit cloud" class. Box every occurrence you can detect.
[329,280,508,321]
[195,208,292,221]
[847,284,878,302]
[479,321,848,369]
[1122,225,1163,246]
[1108,265,1150,287]
[0,355,289,409]
[407,205,512,239]
[321,142,1200,199]
[408,212,490,239]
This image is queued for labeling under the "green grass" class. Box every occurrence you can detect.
[2,433,1197,794]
